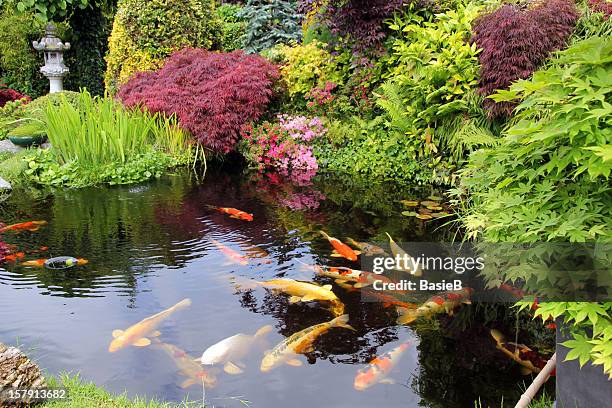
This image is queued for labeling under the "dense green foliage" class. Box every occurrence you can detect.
[0,3,47,97]
[23,91,199,187]
[239,0,302,53]
[105,0,219,94]
[217,3,247,51]
[461,36,611,377]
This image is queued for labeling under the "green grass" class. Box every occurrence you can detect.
[42,374,207,408]
[474,390,554,408]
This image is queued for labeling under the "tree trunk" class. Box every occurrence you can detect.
[0,343,47,407]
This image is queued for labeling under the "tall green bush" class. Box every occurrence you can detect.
[105,0,220,94]
[461,36,612,377]
[217,3,247,51]
[0,3,47,97]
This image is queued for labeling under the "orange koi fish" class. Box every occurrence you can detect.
[396,288,473,325]
[21,257,88,268]
[0,220,47,233]
[354,341,413,390]
[4,252,25,262]
[490,330,551,376]
[209,206,253,222]
[211,240,249,266]
[361,290,417,310]
[108,299,192,353]
[154,340,217,388]
[320,231,360,262]
[313,265,395,290]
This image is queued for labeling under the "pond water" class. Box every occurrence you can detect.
[0,168,530,407]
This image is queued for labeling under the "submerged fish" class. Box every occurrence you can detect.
[396,288,472,325]
[361,290,417,310]
[259,278,345,316]
[320,231,360,262]
[22,257,88,269]
[154,340,217,389]
[0,220,47,233]
[212,240,249,266]
[490,330,548,376]
[260,314,355,372]
[346,238,387,256]
[354,341,413,390]
[209,206,253,222]
[385,233,422,277]
[201,324,273,375]
[4,252,25,262]
[108,298,192,353]
[313,265,395,290]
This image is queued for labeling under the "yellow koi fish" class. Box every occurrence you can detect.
[259,278,345,316]
[313,265,396,289]
[396,288,472,325]
[385,233,422,277]
[212,239,249,266]
[490,330,544,375]
[201,324,273,375]
[354,341,413,390]
[260,314,355,372]
[108,299,192,352]
[154,340,217,388]
[346,238,387,256]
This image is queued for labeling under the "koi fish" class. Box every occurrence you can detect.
[243,245,272,264]
[260,314,355,372]
[346,238,387,256]
[320,231,360,262]
[21,257,88,269]
[259,278,345,316]
[201,324,273,375]
[313,265,395,290]
[361,290,417,310]
[108,298,192,353]
[354,341,413,390]
[209,206,253,222]
[490,329,546,375]
[396,288,473,325]
[0,220,47,233]
[4,252,25,262]
[154,340,217,389]
[212,240,249,266]
[499,283,526,299]
[385,233,422,277]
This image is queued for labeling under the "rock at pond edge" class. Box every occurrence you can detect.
[0,342,47,407]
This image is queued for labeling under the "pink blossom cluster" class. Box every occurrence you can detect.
[278,114,327,142]
[279,190,326,211]
[305,81,337,113]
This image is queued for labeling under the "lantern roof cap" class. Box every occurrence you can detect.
[32,23,71,52]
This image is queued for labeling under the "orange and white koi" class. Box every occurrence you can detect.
[212,240,249,266]
[361,290,417,310]
[396,288,473,325]
[21,257,88,268]
[260,314,355,372]
[320,231,360,262]
[154,340,217,388]
[209,206,253,222]
[346,238,387,256]
[108,299,192,352]
[259,278,345,316]
[313,265,395,290]
[0,220,47,233]
[490,329,548,376]
[385,233,422,277]
[354,341,413,390]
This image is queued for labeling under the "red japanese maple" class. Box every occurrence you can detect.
[118,48,279,153]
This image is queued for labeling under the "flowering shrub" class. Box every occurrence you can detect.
[0,86,30,108]
[472,0,579,118]
[240,115,326,181]
[118,49,279,153]
[0,241,10,263]
[305,81,337,115]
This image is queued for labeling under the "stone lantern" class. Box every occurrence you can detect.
[32,23,70,93]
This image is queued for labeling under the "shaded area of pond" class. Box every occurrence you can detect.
[0,168,544,407]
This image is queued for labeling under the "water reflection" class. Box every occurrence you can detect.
[0,169,545,407]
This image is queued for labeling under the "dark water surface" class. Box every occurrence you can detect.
[0,169,527,407]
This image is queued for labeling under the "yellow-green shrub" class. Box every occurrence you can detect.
[104,0,220,94]
[279,40,344,97]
